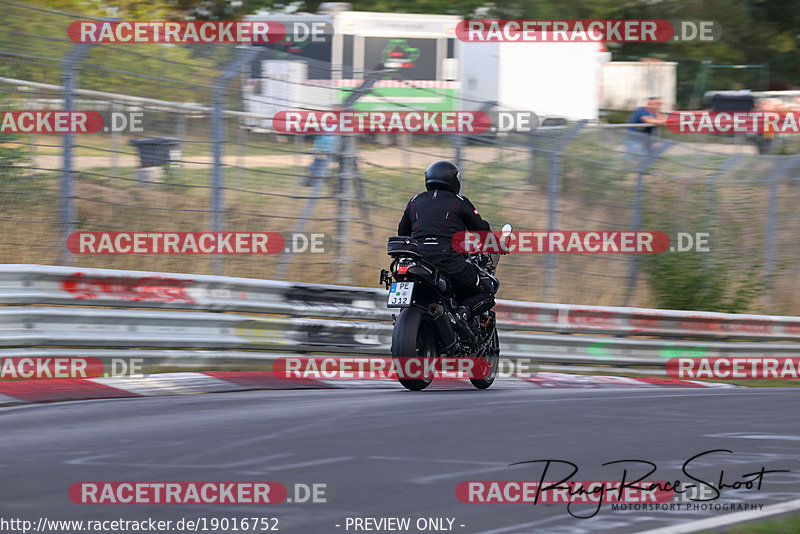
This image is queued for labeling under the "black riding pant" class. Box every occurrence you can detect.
[418,238,495,317]
[449,262,495,317]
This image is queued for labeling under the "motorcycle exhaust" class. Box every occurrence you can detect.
[429,303,457,351]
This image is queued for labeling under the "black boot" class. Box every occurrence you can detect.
[454,306,477,344]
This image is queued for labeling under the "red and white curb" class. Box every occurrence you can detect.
[0,372,735,407]
[517,372,736,389]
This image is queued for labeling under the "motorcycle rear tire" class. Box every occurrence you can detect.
[392,306,437,391]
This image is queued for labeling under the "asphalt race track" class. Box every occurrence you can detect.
[2,384,800,533]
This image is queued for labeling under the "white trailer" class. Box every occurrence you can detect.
[242,8,462,124]
[331,10,461,111]
[243,60,331,130]
[600,61,677,112]
[460,40,610,120]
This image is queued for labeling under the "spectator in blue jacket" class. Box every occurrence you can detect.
[625,97,667,161]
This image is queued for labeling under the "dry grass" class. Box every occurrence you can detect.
[2,136,797,313]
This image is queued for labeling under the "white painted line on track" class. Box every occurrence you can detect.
[410,464,517,484]
[635,497,800,533]
[66,452,295,469]
[704,432,800,441]
[266,456,354,471]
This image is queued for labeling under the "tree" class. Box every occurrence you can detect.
[33,0,799,88]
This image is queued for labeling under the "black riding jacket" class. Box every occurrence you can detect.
[397,189,491,273]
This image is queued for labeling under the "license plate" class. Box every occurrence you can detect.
[387,282,414,308]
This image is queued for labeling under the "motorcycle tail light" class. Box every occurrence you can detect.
[397,266,409,274]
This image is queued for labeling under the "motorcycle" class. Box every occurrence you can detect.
[379,224,512,391]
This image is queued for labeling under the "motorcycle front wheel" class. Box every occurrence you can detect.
[391,306,437,391]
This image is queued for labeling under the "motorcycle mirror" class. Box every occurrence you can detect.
[500,223,513,253]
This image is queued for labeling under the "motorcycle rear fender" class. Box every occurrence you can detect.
[406,264,448,295]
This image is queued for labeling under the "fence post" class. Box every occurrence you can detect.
[542,121,586,301]
[110,100,120,178]
[453,133,463,172]
[528,131,540,188]
[293,133,303,180]
[210,48,259,275]
[235,116,246,188]
[763,154,800,311]
[331,73,387,284]
[175,107,187,182]
[624,139,673,306]
[336,134,356,285]
[402,134,410,173]
[25,87,39,166]
[210,85,225,275]
[59,43,92,266]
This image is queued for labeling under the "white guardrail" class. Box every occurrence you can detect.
[1,264,800,373]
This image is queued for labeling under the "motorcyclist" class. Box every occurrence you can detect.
[397,160,495,341]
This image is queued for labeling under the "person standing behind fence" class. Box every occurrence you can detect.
[625,97,667,161]
[305,134,338,186]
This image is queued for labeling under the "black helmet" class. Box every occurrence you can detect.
[424,160,461,194]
